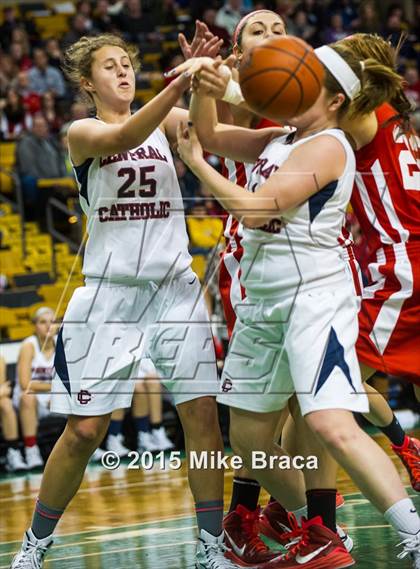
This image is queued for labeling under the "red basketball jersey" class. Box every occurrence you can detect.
[352,103,420,257]
[219,118,279,335]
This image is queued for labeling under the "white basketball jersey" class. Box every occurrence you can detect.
[74,127,192,283]
[241,129,356,297]
[13,336,55,403]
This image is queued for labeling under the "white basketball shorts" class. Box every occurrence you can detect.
[218,283,369,416]
[51,272,219,416]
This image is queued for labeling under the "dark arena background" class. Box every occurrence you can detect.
[0,1,419,568]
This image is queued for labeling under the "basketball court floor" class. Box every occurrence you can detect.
[0,430,418,568]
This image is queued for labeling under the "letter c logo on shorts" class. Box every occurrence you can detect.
[222,378,233,392]
[77,390,92,405]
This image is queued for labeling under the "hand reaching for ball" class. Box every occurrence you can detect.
[176,122,203,172]
[165,55,235,100]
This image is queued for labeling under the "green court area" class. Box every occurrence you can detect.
[0,490,418,569]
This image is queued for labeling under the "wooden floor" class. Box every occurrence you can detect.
[0,431,418,568]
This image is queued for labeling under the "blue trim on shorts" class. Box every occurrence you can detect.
[54,326,71,395]
[315,327,355,395]
[308,180,337,222]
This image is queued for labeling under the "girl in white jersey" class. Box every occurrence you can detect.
[15,307,56,470]
[177,47,420,567]
[11,34,240,569]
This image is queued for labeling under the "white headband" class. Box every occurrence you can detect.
[315,45,361,100]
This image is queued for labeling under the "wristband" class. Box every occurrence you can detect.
[222,77,245,106]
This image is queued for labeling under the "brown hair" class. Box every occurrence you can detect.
[234,10,286,49]
[63,34,140,106]
[330,34,412,125]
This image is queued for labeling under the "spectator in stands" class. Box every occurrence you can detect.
[215,0,244,36]
[293,9,316,43]
[12,70,41,115]
[45,38,64,69]
[329,0,357,28]
[16,113,67,218]
[62,14,92,49]
[352,1,381,34]
[0,9,30,50]
[404,67,420,110]
[28,48,66,98]
[323,12,348,43]
[0,87,32,141]
[383,11,406,48]
[0,355,27,472]
[0,54,18,96]
[14,307,57,469]
[112,0,157,42]
[105,360,174,455]
[151,0,178,27]
[202,8,231,48]
[76,0,95,30]
[92,0,116,33]
[41,91,62,134]
[10,27,34,67]
[9,41,32,72]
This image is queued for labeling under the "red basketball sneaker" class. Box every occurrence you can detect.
[336,492,345,509]
[260,516,355,569]
[223,505,281,566]
[392,436,420,492]
[259,502,299,545]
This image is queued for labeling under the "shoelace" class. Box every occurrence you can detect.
[281,517,309,561]
[396,535,420,560]
[202,541,239,568]
[400,447,420,479]
[15,540,49,567]
[279,513,303,548]
[241,508,270,554]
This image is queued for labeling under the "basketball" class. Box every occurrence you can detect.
[239,36,325,121]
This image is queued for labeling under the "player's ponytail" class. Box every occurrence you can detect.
[348,56,405,117]
[331,34,413,128]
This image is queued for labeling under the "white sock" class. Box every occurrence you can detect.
[384,498,420,540]
[291,505,307,524]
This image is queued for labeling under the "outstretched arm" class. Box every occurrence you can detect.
[69,73,190,165]
[177,123,347,228]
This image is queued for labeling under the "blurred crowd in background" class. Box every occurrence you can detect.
[0,0,419,473]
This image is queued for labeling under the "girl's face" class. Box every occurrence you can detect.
[35,313,54,341]
[284,86,343,130]
[7,89,19,106]
[43,92,54,107]
[235,12,286,60]
[87,45,136,109]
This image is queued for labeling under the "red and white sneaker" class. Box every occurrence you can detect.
[392,436,420,492]
[259,502,298,545]
[260,516,355,569]
[336,492,345,509]
[223,505,280,566]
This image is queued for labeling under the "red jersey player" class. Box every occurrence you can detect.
[337,33,420,492]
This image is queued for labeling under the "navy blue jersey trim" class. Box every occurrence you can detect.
[74,157,94,206]
[308,180,338,223]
